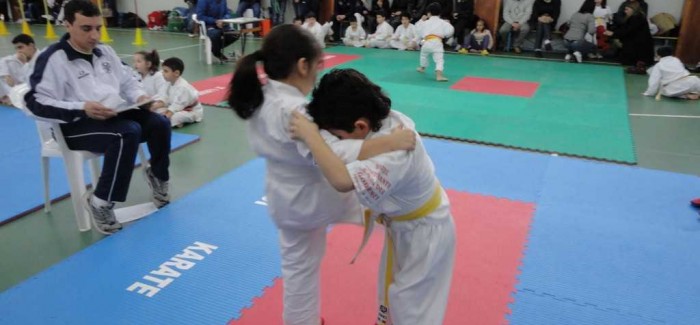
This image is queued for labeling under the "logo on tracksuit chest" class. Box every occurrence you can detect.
[101,61,112,74]
[77,70,90,79]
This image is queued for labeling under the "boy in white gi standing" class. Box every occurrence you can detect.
[415,2,454,81]
[290,68,456,325]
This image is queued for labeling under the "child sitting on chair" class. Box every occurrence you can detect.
[289,68,456,325]
[302,12,333,48]
[152,57,204,127]
[643,47,700,100]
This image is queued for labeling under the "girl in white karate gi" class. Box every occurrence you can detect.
[227,25,416,325]
[643,47,700,100]
[415,3,454,81]
[290,69,456,325]
[390,13,418,51]
[365,10,394,49]
[133,49,168,104]
[343,15,367,47]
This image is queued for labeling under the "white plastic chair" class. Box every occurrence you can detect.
[9,85,153,232]
[192,14,213,65]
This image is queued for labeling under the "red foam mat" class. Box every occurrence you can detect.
[229,190,534,324]
[193,54,359,106]
[450,77,540,98]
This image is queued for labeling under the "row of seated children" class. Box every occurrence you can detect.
[132,50,204,128]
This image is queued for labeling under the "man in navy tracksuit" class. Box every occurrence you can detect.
[25,0,171,235]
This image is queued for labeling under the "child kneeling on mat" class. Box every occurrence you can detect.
[290,68,456,325]
[151,57,204,128]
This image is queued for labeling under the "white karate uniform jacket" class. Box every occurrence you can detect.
[644,56,700,98]
[346,110,456,325]
[390,23,418,50]
[367,21,394,48]
[344,25,367,47]
[162,77,204,126]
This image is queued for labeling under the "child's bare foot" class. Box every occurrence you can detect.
[416,67,425,73]
[436,71,448,82]
[685,93,699,100]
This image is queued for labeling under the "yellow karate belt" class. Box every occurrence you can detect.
[424,34,443,42]
[350,184,443,324]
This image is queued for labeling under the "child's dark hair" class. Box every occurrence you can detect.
[656,46,673,58]
[579,0,595,14]
[162,57,185,74]
[293,16,304,22]
[228,25,322,119]
[135,49,160,74]
[12,34,34,45]
[400,12,411,20]
[475,19,487,30]
[305,11,317,19]
[65,0,101,24]
[307,69,390,133]
[427,2,441,16]
[349,15,357,22]
[376,10,386,18]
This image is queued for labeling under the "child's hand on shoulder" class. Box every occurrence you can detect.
[289,110,319,141]
[389,124,416,151]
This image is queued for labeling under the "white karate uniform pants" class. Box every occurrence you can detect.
[419,39,445,71]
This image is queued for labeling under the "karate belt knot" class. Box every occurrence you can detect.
[350,183,443,264]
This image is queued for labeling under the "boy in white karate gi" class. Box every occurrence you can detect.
[365,10,394,49]
[343,15,367,47]
[154,57,204,127]
[415,2,454,81]
[643,47,700,100]
[302,12,333,48]
[390,13,418,51]
[290,68,456,325]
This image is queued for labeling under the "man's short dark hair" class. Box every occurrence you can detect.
[65,0,101,24]
[162,57,185,74]
[12,34,34,45]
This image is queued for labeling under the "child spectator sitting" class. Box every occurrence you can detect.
[133,49,168,104]
[154,57,204,127]
[459,19,492,55]
[0,34,39,105]
[343,15,367,47]
[302,12,333,48]
[643,47,700,100]
[365,10,394,48]
[390,12,418,50]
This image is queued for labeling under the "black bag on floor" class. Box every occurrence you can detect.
[120,12,147,28]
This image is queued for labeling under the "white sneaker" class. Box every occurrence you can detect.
[565,54,572,62]
[573,51,583,63]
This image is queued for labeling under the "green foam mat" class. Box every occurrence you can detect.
[323,47,636,163]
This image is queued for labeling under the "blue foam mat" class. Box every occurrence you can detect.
[0,106,200,224]
[509,157,700,324]
[0,159,280,324]
[424,138,550,203]
[3,137,700,324]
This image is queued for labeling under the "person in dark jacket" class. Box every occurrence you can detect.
[604,1,653,73]
[451,0,474,51]
[531,0,560,57]
[613,0,647,26]
[388,0,412,28]
[197,0,239,62]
